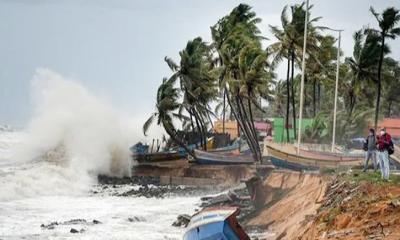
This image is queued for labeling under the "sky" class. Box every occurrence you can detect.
[1,0,399,128]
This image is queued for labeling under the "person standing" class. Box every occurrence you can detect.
[363,128,377,172]
[376,128,391,180]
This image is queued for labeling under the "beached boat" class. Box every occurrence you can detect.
[183,207,249,240]
[193,149,254,165]
[208,139,243,153]
[265,142,364,171]
[134,151,185,163]
[130,142,187,163]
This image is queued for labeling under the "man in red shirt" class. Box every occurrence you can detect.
[376,128,391,180]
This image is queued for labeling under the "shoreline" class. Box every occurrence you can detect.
[113,162,400,239]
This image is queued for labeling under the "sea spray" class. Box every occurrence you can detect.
[0,69,138,200]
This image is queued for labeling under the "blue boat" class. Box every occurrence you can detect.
[193,149,254,165]
[130,142,187,163]
[183,207,249,240]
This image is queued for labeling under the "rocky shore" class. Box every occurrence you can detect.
[95,174,223,198]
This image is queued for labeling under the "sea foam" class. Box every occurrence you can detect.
[0,69,137,200]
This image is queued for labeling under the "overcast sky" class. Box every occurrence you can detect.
[1,0,399,127]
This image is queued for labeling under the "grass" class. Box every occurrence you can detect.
[343,170,400,185]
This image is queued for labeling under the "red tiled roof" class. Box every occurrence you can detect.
[371,118,400,138]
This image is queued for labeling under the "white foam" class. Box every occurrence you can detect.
[0,69,139,201]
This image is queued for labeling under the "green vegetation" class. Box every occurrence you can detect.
[345,170,400,185]
[144,3,400,159]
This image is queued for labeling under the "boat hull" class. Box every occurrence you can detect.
[134,151,185,163]
[266,143,364,171]
[183,207,249,240]
[194,150,254,165]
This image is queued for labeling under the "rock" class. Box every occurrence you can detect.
[70,228,79,233]
[64,219,87,225]
[92,219,102,224]
[128,216,145,222]
[172,214,191,227]
[390,199,400,208]
[40,222,58,230]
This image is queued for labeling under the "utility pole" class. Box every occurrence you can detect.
[329,29,343,152]
[297,0,309,155]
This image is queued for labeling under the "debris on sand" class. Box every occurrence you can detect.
[300,171,400,239]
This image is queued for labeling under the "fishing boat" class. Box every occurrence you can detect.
[183,207,249,240]
[134,151,185,163]
[130,142,186,163]
[193,149,254,165]
[265,142,364,171]
[209,139,243,153]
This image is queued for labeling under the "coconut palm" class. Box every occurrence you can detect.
[368,6,400,129]
[345,29,382,115]
[210,4,269,161]
[269,3,322,141]
[381,57,400,117]
[211,3,263,134]
[165,37,218,150]
[143,78,195,157]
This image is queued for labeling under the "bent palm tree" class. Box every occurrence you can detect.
[368,6,400,129]
[143,78,195,158]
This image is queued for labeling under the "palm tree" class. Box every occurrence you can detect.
[381,57,400,117]
[345,29,382,116]
[143,79,195,158]
[269,3,322,142]
[165,37,218,150]
[211,4,269,161]
[368,6,400,129]
[211,3,263,134]
[306,35,337,116]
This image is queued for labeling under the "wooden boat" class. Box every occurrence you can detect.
[209,139,242,153]
[193,149,254,165]
[183,207,249,240]
[134,151,185,163]
[265,142,364,171]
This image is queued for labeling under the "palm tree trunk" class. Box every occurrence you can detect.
[247,95,261,162]
[313,78,316,117]
[291,49,297,139]
[192,109,203,149]
[222,89,226,133]
[234,95,258,161]
[317,83,321,111]
[374,35,385,130]
[388,101,392,117]
[239,96,258,158]
[237,98,259,161]
[286,55,291,143]
[193,109,207,151]
[189,113,195,133]
[163,124,196,159]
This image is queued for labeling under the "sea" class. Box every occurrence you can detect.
[0,69,202,240]
[0,127,203,240]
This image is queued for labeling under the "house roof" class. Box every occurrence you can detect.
[254,122,271,131]
[373,118,400,138]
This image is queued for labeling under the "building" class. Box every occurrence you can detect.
[273,118,314,143]
[213,120,239,139]
[213,120,272,140]
[372,118,400,138]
